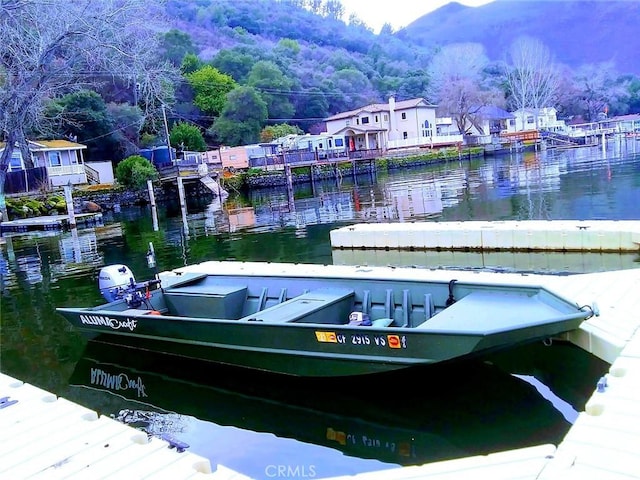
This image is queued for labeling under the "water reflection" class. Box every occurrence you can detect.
[0,225,118,288]
[332,249,640,275]
[68,340,601,477]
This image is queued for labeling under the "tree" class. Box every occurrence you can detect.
[504,36,562,127]
[428,43,499,134]
[185,66,237,116]
[209,87,268,146]
[0,0,177,198]
[159,29,198,66]
[181,53,204,76]
[115,155,158,190]
[107,103,145,159]
[260,124,303,142]
[170,122,207,152]
[43,90,118,160]
[573,62,626,121]
[211,48,255,83]
[246,61,295,120]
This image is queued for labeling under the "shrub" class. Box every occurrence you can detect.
[115,155,158,190]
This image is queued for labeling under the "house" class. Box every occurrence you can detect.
[508,107,567,133]
[324,96,463,151]
[606,114,640,135]
[0,139,88,191]
[460,106,515,145]
[273,133,347,158]
[209,144,280,172]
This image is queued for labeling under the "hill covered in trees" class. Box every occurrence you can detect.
[3,0,640,173]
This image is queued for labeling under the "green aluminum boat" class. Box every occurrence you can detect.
[56,260,596,377]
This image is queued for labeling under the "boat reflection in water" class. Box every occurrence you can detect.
[67,340,606,471]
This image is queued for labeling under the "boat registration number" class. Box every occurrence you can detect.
[315,331,406,349]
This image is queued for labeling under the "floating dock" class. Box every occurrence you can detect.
[330,220,640,253]
[0,372,249,479]
[0,212,103,233]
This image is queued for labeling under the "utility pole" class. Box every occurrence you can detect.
[162,104,172,161]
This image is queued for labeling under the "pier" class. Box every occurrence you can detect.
[330,220,640,253]
[0,212,103,234]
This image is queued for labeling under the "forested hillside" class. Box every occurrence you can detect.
[3,0,640,169]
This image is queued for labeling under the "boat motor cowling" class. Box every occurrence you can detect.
[99,265,137,303]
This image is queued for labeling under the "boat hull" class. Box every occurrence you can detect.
[57,307,585,377]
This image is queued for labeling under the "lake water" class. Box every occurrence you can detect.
[1,142,638,479]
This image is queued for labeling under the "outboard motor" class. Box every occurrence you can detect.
[99,264,137,303]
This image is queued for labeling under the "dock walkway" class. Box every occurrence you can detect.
[330,220,640,253]
[0,212,102,233]
[0,372,249,479]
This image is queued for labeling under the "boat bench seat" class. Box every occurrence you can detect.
[416,290,568,334]
[241,288,355,324]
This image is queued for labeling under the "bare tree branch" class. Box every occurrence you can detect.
[0,0,178,194]
[505,36,562,127]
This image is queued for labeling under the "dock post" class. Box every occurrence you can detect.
[147,180,159,231]
[63,184,76,229]
[177,176,189,234]
[285,164,295,212]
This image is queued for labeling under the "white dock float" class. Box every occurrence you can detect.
[330,220,640,252]
[0,373,250,479]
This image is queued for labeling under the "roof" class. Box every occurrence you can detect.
[0,139,87,151]
[29,139,87,150]
[325,98,436,122]
[608,113,640,122]
[474,105,515,120]
[331,125,386,135]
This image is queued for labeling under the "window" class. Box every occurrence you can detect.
[527,115,534,124]
[403,131,408,139]
[356,118,360,125]
[9,152,23,171]
[401,112,407,120]
[421,120,432,138]
[375,115,379,122]
[346,120,350,126]
[48,151,61,166]
[361,116,369,124]
[383,114,388,121]
[335,138,344,147]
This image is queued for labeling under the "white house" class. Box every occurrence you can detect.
[0,139,89,188]
[508,107,567,133]
[324,97,463,151]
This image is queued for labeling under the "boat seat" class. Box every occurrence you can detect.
[240,288,354,324]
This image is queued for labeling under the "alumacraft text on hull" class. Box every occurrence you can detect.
[56,260,597,377]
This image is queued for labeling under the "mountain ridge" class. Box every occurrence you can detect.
[401,0,640,75]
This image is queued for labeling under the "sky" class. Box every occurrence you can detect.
[340,0,495,33]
